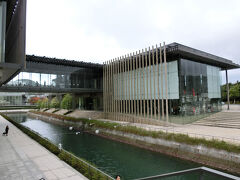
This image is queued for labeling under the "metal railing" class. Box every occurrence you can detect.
[133,167,240,180]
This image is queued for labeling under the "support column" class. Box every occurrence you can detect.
[120,57,123,118]
[134,53,137,117]
[164,42,169,122]
[156,44,160,120]
[114,59,116,120]
[124,55,127,120]
[127,54,130,116]
[136,51,139,117]
[103,62,106,114]
[226,70,230,110]
[149,47,152,119]
[139,50,143,117]
[130,53,133,117]
[117,58,120,120]
[160,44,164,118]
[106,61,109,114]
[143,49,146,118]
[153,45,156,120]
[111,60,113,116]
[146,48,149,119]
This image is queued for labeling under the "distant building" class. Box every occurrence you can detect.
[0,92,26,106]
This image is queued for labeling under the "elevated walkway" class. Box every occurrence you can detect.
[0,115,87,180]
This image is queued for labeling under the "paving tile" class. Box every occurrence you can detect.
[62,175,86,180]
[0,115,88,180]
[44,171,58,180]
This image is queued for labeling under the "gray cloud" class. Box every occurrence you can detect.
[26,0,240,83]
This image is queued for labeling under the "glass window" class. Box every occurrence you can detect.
[180,59,222,117]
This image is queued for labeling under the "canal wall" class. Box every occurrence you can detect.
[93,128,240,174]
[28,112,240,175]
[27,112,84,129]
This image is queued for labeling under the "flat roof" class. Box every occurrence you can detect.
[166,43,240,70]
[26,55,103,69]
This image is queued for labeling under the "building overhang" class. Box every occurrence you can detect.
[166,43,240,70]
[0,0,26,86]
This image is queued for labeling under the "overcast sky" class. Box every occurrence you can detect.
[26,0,240,84]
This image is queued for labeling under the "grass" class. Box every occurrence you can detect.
[29,110,240,154]
[0,113,113,180]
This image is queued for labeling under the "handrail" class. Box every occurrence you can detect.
[133,167,240,180]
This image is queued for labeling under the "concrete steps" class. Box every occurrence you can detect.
[192,112,240,129]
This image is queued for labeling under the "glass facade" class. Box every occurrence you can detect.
[0,1,6,63]
[0,92,25,106]
[3,61,103,111]
[114,60,179,100]
[5,69,102,90]
[179,59,222,117]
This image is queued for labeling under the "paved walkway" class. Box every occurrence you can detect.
[0,115,88,180]
[222,104,240,112]
[98,118,240,145]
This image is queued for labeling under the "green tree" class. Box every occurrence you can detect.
[50,97,60,108]
[230,83,240,103]
[221,84,227,102]
[41,98,49,108]
[60,94,73,110]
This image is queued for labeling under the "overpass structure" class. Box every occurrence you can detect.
[0,55,103,110]
[0,55,103,93]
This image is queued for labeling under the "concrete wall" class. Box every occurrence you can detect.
[98,129,240,164]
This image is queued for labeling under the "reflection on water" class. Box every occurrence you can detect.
[7,113,200,180]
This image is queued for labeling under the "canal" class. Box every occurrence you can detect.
[8,113,200,179]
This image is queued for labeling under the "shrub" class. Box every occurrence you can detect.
[36,99,42,109]
[60,93,73,110]
[40,98,49,108]
[50,97,60,108]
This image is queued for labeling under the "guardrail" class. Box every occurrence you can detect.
[133,167,240,180]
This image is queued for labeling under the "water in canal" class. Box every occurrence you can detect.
[8,113,201,179]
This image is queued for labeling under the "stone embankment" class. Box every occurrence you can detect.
[28,111,240,175]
